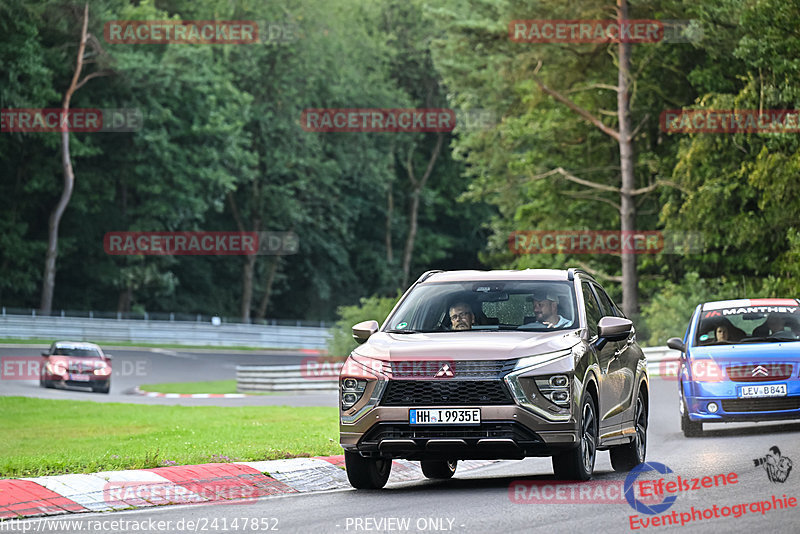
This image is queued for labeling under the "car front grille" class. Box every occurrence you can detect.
[380,380,513,406]
[726,363,793,382]
[385,359,517,380]
[721,397,800,412]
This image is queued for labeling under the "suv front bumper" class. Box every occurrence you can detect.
[341,405,578,459]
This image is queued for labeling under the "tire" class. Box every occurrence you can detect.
[344,450,391,489]
[421,459,457,479]
[610,391,647,472]
[552,391,598,481]
[93,382,110,394]
[679,385,703,437]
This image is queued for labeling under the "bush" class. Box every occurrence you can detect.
[327,293,401,357]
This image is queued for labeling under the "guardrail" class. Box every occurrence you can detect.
[235,346,682,393]
[0,314,331,350]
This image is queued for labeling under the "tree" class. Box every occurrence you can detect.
[40,2,109,313]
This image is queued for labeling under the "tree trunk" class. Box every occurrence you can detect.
[255,256,281,320]
[401,189,421,288]
[401,133,443,288]
[240,254,256,322]
[40,3,90,314]
[617,0,639,317]
[386,184,394,264]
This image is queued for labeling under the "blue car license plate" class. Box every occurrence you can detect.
[738,384,787,398]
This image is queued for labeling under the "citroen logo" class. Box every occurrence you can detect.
[752,365,769,377]
[435,363,454,378]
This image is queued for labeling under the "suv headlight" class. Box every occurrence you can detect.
[339,353,389,424]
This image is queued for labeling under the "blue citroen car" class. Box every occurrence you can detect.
[667,299,800,437]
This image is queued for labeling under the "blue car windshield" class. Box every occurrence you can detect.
[695,304,800,345]
[384,281,578,333]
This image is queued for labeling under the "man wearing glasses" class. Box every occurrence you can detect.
[449,301,475,331]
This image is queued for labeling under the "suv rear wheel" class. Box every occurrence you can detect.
[610,391,647,471]
[552,391,597,481]
[420,459,457,479]
[344,450,391,489]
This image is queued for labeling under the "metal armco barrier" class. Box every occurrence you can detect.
[237,364,340,392]
[236,346,682,393]
[0,314,331,350]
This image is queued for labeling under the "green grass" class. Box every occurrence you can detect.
[0,397,340,478]
[139,380,238,394]
[0,338,297,352]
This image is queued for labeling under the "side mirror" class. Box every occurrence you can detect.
[597,316,634,342]
[105,354,113,360]
[352,320,379,344]
[41,352,49,357]
[666,337,686,352]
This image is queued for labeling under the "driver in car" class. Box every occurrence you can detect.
[449,302,475,331]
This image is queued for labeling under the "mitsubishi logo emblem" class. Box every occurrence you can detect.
[435,363,454,378]
[752,365,769,377]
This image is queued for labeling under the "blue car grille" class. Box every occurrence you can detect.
[726,363,793,382]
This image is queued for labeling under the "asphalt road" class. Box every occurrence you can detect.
[8,377,800,533]
[0,344,337,407]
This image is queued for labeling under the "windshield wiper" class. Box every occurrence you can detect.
[741,336,798,343]
[385,329,420,334]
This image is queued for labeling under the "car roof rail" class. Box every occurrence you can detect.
[567,267,588,281]
[416,270,444,283]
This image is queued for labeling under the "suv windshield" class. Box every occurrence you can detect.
[384,280,577,333]
[695,304,800,345]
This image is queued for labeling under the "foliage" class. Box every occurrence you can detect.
[327,293,401,357]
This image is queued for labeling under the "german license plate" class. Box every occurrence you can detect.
[738,384,787,398]
[409,408,480,425]
[70,374,90,381]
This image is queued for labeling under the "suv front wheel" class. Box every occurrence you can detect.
[344,450,392,489]
[552,391,597,481]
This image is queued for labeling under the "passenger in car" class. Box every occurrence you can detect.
[753,314,786,337]
[525,291,570,328]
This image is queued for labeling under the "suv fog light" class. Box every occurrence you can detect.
[707,402,719,413]
[550,375,569,387]
[552,391,569,403]
[341,377,367,409]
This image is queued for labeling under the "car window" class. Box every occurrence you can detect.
[53,348,101,357]
[384,280,578,332]
[695,304,800,345]
[581,282,602,338]
[592,284,616,318]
